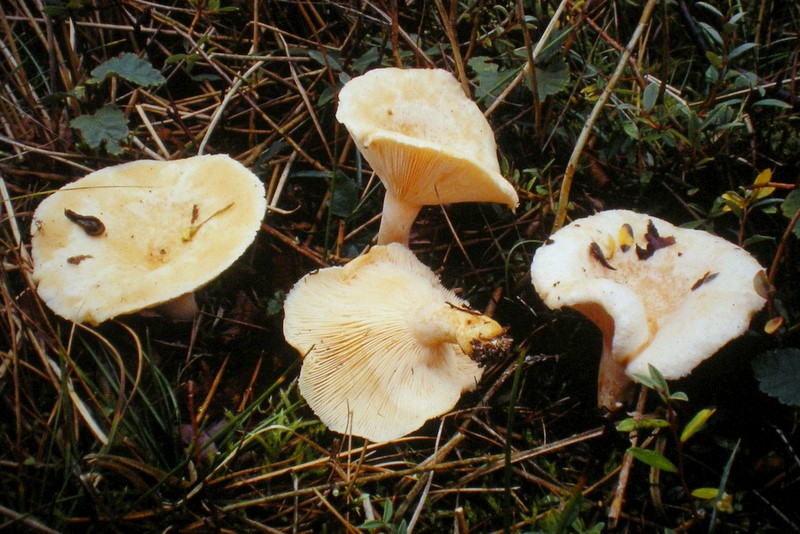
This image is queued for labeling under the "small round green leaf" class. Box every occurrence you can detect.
[70,106,129,155]
[752,349,800,406]
[88,53,166,87]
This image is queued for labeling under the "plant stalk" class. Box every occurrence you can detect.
[552,0,659,233]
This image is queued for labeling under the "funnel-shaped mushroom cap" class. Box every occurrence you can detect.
[31,155,267,325]
[336,68,518,244]
[284,243,509,442]
[531,210,766,399]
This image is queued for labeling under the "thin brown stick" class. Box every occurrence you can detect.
[608,387,648,529]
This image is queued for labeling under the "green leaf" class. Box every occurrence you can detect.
[351,48,380,75]
[752,349,800,406]
[691,487,720,499]
[88,53,166,87]
[329,172,359,218]
[468,56,502,100]
[669,391,689,402]
[752,98,792,109]
[626,446,678,473]
[622,121,639,139]
[698,22,723,46]
[751,168,775,200]
[70,106,129,154]
[636,364,673,401]
[308,50,342,72]
[781,189,800,239]
[705,51,723,70]
[782,189,800,218]
[642,82,659,112]
[710,439,740,531]
[696,2,723,19]
[532,58,570,100]
[680,408,716,443]
[742,234,775,247]
[728,42,756,60]
[616,417,670,433]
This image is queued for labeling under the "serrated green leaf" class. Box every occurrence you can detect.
[468,56,501,100]
[88,53,166,87]
[752,349,800,406]
[626,446,678,473]
[531,59,570,100]
[70,106,128,154]
[681,408,716,443]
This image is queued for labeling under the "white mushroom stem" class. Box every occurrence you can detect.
[597,343,635,412]
[154,292,199,321]
[376,190,422,245]
[572,300,643,411]
[414,304,505,355]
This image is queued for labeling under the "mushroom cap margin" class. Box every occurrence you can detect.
[336,67,519,210]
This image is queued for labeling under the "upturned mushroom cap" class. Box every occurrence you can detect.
[283,243,509,442]
[31,155,267,325]
[336,67,519,244]
[530,210,767,409]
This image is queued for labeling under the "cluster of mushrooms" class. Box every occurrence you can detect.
[30,67,768,443]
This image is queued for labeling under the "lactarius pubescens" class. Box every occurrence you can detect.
[31,155,267,325]
[530,210,767,410]
[336,67,518,245]
[283,243,511,441]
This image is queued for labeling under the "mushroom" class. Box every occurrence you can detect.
[530,210,767,410]
[335,67,519,245]
[30,154,267,325]
[283,243,511,442]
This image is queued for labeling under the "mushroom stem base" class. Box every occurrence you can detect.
[155,292,199,321]
[598,345,634,412]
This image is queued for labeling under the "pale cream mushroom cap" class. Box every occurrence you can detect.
[531,210,766,407]
[336,67,519,244]
[31,155,267,325]
[283,243,506,442]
